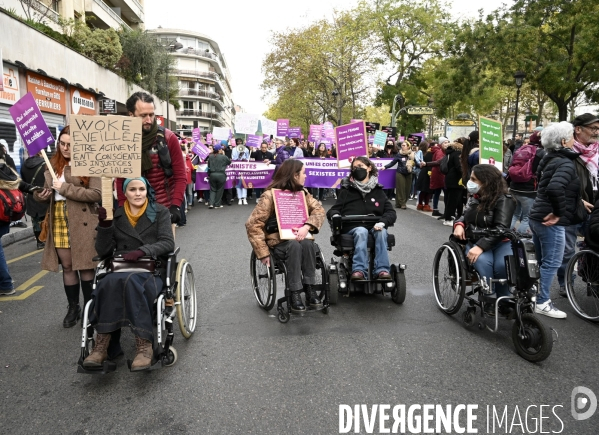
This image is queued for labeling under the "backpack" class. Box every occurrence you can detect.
[154,127,174,178]
[0,189,25,222]
[508,144,537,183]
[439,154,449,175]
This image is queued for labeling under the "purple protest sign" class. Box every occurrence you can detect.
[246,134,262,148]
[350,119,362,124]
[277,119,289,136]
[206,133,213,143]
[335,121,368,168]
[9,92,54,155]
[192,143,210,160]
[302,158,395,188]
[272,189,312,240]
[192,128,202,144]
[309,124,322,141]
[263,134,271,143]
[288,127,301,138]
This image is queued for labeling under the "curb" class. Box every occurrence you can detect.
[2,227,34,247]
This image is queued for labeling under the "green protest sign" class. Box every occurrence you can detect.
[373,130,388,147]
[478,116,503,171]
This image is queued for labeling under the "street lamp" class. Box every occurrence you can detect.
[332,89,341,126]
[164,40,183,131]
[390,94,403,128]
[512,71,526,141]
[427,97,434,138]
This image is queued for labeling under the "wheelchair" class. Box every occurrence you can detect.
[328,215,406,304]
[432,228,554,362]
[564,244,599,322]
[250,242,330,323]
[77,248,197,374]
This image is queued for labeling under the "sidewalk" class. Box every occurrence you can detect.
[1,221,34,247]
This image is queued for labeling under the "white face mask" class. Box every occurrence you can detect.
[466,180,480,194]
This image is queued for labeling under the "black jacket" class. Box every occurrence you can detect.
[454,194,516,251]
[444,144,463,189]
[508,146,545,196]
[586,198,599,251]
[384,151,413,174]
[20,156,49,217]
[529,148,581,226]
[250,150,274,163]
[326,177,396,231]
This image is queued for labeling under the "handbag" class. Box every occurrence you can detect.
[108,257,157,273]
[38,208,50,242]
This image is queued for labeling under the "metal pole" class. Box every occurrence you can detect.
[165,62,170,130]
[512,86,521,141]
[429,114,433,138]
[338,96,342,126]
[391,96,397,128]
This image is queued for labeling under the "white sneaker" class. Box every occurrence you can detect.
[238,199,242,205]
[442,220,454,226]
[242,198,247,205]
[199,198,204,203]
[535,300,567,319]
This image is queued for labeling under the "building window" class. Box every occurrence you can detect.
[182,101,194,110]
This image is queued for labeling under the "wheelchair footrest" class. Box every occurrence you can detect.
[126,358,163,372]
[77,359,117,375]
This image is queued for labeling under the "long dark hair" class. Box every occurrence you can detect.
[472,164,507,212]
[267,159,304,192]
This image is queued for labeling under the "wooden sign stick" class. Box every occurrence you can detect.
[40,149,57,182]
[101,177,114,220]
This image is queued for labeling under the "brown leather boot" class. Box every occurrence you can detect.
[422,205,433,212]
[131,336,153,371]
[83,333,111,367]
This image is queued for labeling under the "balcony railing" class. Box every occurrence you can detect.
[176,110,224,119]
[30,0,60,23]
[175,69,221,81]
[178,88,222,101]
[92,0,131,31]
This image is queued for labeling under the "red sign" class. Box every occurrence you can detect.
[26,71,66,115]
[156,115,165,127]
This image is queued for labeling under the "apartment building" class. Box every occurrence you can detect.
[148,28,235,137]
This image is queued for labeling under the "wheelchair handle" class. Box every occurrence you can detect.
[469,228,531,241]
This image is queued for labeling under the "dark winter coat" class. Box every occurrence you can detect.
[251,150,274,163]
[508,146,545,196]
[454,194,516,252]
[20,156,48,218]
[326,177,396,231]
[444,143,463,189]
[383,151,414,174]
[415,150,434,192]
[586,198,599,252]
[529,148,582,226]
[426,145,446,190]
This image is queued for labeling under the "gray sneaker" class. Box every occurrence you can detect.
[535,300,567,319]
[0,288,16,296]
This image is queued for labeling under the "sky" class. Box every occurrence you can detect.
[145,0,507,117]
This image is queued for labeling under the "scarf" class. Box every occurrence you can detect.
[124,198,148,228]
[141,120,159,173]
[353,175,379,196]
[573,140,599,190]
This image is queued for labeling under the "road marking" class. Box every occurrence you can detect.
[16,270,48,291]
[7,250,42,265]
[0,270,48,302]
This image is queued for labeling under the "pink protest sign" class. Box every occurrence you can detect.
[288,127,301,138]
[9,92,54,155]
[277,119,289,137]
[335,121,368,168]
[309,124,322,141]
[272,189,313,240]
[192,142,210,160]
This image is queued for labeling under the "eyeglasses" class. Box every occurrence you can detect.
[583,126,599,133]
[59,140,70,147]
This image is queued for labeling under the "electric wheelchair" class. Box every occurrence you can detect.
[328,215,407,304]
[432,228,554,362]
[250,243,330,323]
[77,248,197,374]
[564,244,599,322]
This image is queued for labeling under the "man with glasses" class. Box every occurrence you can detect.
[557,113,599,296]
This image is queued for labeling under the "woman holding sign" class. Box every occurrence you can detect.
[246,159,325,313]
[382,141,415,209]
[34,126,102,328]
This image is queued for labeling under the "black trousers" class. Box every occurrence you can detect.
[272,240,317,292]
[444,188,464,220]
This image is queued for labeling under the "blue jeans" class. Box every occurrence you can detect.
[530,219,566,304]
[346,227,390,278]
[465,241,512,297]
[557,223,585,287]
[0,222,13,290]
[510,193,535,234]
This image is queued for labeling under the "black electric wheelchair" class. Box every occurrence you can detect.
[432,228,554,362]
[77,248,197,374]
[250,243,330,323]
[328,215,406,304]
[564,244,599,322]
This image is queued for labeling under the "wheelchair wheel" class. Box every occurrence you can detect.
[391,265,406,304]
[328,271,339,305]
[432,243,465,315]
[512,313,553,362]
[175,259,197,338]
[313,252,329,303]
[164,346,178,367]
[565,250,599,322]
[250,251,276,311]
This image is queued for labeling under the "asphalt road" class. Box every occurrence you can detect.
[0,198,598,435]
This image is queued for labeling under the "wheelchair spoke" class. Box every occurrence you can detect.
[566,250,599,322]
[432,244,465,315]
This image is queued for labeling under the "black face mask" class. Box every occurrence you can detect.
[351,167,368,181]
[386,145,393,149]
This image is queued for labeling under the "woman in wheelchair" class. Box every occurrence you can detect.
[83,178,175,370]
[246,159,325,313]
[326,156,397,281]
[453,165,516,313]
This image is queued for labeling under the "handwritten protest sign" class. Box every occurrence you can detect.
[235,113,260,135]
[335,121,368,168]
[309,124,322,141]
[9,92,55,157]
[272,189,313,240]
[246,134,262,148]
[212,127,230,141]
[260,118,277,136]
[277,119,289,137]
[192,142,210,160]
[373,130,388,147]
[479,116,503,170]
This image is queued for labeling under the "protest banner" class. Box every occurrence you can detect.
[479,116,503,170]
[191,142,210,160]
[246,134,262,148]
[335,121,368,168]
[272,189,313,240]
[309,124,322,141]
[70,115,142,219]
[212,127,230,141]
[235,113,260,135]
[373,130,388,147]
[277,119,289,137]
[260,118,277,136]
[365,122,380,134]
[288,127,302,138]
[9,92,57,180]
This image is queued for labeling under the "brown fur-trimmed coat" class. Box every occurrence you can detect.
[34,167,102,272]
[245,189,325,259]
